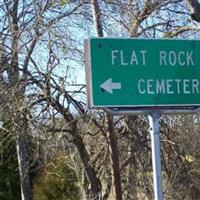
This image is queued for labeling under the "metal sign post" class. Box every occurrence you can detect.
[148,111,163,200]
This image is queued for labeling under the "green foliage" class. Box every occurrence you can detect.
[0,164,21,200]
[61,0,68,6]
[33,155,81,200]
[0,124,21,200]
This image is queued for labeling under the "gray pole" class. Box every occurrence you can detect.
[148,111,163,200]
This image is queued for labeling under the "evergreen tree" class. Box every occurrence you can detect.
[0,122,21,200]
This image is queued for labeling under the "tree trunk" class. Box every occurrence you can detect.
[126,150,138,199]
[91,1,123,199]
[16,130,31,200]
[48,95,102,199]
[91,0,104,37]
[10,1,31,199]
[125,117,138,199]
[73,132,102,200]
[106,114,123,200]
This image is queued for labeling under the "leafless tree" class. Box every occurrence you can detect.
[1,0,200,199]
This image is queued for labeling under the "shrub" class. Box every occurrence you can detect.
[33,155,81,200]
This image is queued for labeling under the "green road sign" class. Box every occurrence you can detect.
[85,38,200,110]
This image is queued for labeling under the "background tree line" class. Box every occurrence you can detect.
[0,0,200,199]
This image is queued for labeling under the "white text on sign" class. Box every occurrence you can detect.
[111,50,195,66]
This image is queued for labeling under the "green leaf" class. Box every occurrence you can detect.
[61,0,68,6]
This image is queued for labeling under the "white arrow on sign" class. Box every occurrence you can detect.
[100,78,121,94]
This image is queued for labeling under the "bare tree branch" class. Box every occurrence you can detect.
[185,0,200,22]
